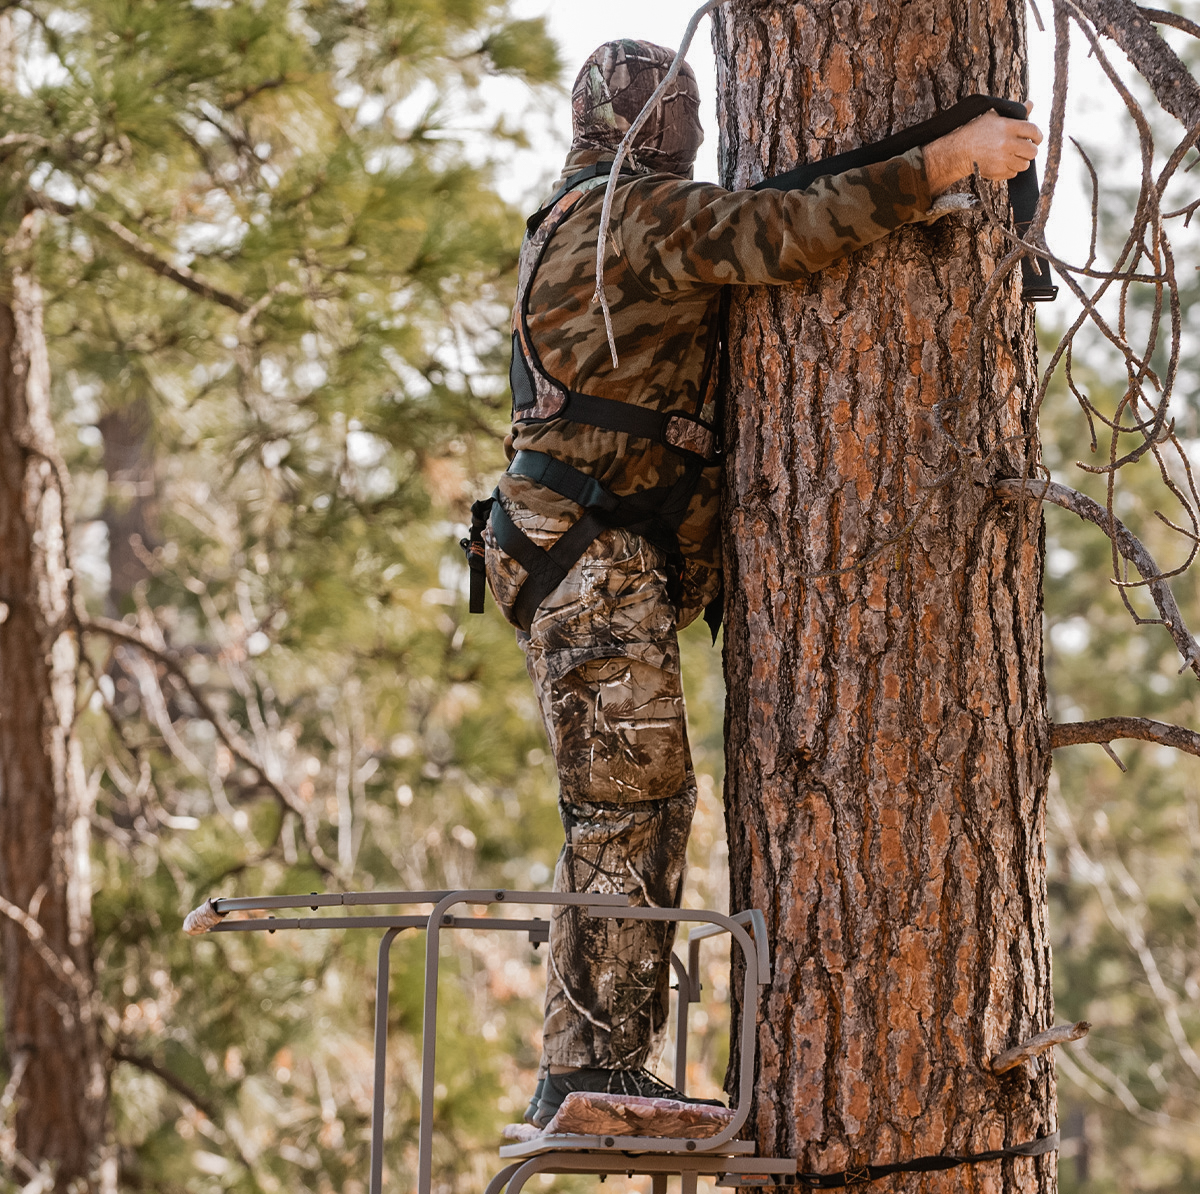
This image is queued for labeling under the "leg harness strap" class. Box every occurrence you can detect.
[488,496,608,632]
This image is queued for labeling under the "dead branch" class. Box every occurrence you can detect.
[992,1022,1091,1073]
[29,193,250,313]
[111,1045,223,1124]
[1071,0,1200,128]
[111,1046,256,1175]
[1136,5,1200,42]
[1052,717,1200,758]
[994,478,1200,679]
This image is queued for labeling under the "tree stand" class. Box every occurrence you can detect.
[183,889,794,1193]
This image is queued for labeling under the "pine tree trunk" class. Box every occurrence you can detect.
[0,217,110,1191]
[714,3,1055,1189]
[99,396,158,617]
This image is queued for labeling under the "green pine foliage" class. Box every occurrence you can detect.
[0,3,665,1192]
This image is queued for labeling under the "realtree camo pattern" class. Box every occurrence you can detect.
[490,115,934,1074]
[498,144,933,624]
[571,40,704,178]
[488,517,697,1069]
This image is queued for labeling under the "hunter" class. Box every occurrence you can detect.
[468,39,1042,1127]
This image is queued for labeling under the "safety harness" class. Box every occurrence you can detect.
[463,158,725,633]
[462,96,1056,630]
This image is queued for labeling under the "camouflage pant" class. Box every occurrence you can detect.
[485,508,697,1071]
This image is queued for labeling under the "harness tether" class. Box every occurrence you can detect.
[753,95,1057,301]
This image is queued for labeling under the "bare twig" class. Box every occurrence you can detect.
[1136,5,1200,41]
[592,0,727,367]
[994,478,1200,678]
[1071,0,1200,128]
[29,193,250,313]
[1051,717,1200,758]
[992,1022,1091,1073]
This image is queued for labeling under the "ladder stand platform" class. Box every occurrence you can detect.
[183,888,795,1192]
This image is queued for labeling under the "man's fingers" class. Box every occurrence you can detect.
[1012,119,1043,145]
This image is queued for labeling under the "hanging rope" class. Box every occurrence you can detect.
[592,0,727,367]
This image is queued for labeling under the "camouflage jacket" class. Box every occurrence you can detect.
[498,145,934,626]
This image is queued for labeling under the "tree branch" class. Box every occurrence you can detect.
[0,893,91,1005]
[994,478,1200,679]
[992,1022,1091,1073]
[1052,717,1200,758]
[111,1047,256,1175]
[111,1045,222,1123]
[29,194,249,313]
[1071,0,1200,129]
[81,616,335,875]
[1138,5,1200,40]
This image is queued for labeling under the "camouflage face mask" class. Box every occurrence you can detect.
[570,39,704,177]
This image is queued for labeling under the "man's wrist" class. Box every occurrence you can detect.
[923,130,970,196]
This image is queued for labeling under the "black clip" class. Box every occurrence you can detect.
[460,495,495,614]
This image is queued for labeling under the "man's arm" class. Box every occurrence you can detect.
[924,102,1043,194]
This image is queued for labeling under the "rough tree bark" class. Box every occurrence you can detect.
[0,216,110,1191]
[714,2,1055,1190]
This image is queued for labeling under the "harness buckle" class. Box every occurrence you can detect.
[462,496,495,615]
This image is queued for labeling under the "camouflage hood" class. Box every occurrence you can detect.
[570,40,703,178]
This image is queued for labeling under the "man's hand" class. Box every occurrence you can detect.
[924,101,1043,196]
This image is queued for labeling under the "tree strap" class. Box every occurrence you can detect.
[754,95,1057,302]
[779,1130,1060,1188]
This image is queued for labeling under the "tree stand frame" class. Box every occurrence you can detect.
[183,889,795,1193]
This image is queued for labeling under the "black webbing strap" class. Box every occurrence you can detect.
[509,449,692,532]
[780,1131,1060,1189]
[566,391,673,441]
[489,498,608,632]
[527,161,641,235]
[753,95,1057,302]
[508,450,622,514]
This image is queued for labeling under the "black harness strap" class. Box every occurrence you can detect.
[462,496,494,615]
[488,497,609,632]
[754,95,1057,302]
[507,450,622,514]
[526,161,641,235]
[781,1131,1060,1189]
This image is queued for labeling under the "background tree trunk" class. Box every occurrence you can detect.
[0,217,110,1191]
[99,396,159,618]
[714,3,1056,1189]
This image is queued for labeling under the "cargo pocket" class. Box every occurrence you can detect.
[542,654,691,805]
